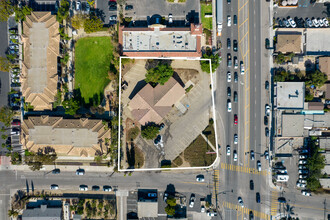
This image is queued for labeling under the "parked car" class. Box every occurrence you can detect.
[189,194,196,208]
[154,135,162,145]
[159,123,165,131]
[76,169,85,175]
[226,145,231,156]
[301,190,311,196]
[79,185,88,191]
[164,193,168,202]
[238,197,244,207]
[196,175,205,182]
[109,15,117,21]
[299,155,307,159]
[299,169,308,174]
[9,44,19,50]
[109,3,117,11]
[288,18,296,27]
[265,127,269,137]
[265,38,270,49]
[76,0,81,10]
[265,104,270,116]
[265,80,269,89]
[278,197,286,203]
[85,2,90,12]
[50,184,59,190]
[233,15,237,25]
[299,160,307,165]
[264,116,268,126]
[312,17,319,27]
[52,168,60,174]
[11,119,21,126]
[92,185,100,191]
[250,150,255,160]
[264,150,269,160]
[234,114,238,125]
[306,18,313,27]
[323,17,329,27]
[300,149,309,153]
[125,5,133,10]
[11,128,20,135]
[318,18,324,27]
[201,205,206,213]
[298,179,307,184]
[148,193,157,197]
[103,185,112,191]
[297,182,306,188]
[227,71,231,82]
[299,175,308,179]
[233,150,238,161]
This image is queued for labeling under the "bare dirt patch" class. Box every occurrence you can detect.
[174,68,200,84]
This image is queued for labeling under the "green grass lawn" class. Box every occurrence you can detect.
[75,37,112,105]
[201,3,213,30]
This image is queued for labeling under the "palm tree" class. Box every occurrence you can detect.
[284,204,295,218]
[8,208,19,218]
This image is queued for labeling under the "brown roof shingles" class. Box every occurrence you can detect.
[276,32,302,54]
[129,78,185,125]
[319,57,330,79]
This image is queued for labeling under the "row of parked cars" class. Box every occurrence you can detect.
[296,147,311,196]
[278,17,329,28]
[50,184,112,191]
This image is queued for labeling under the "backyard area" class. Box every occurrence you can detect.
[201,3,212,30]
[75,37,113,106]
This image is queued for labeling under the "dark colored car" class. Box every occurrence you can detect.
[234,15,237,25]
[11,119,21,126]
[227,38,231,49]
[154,135,162,145]
[234,72,238,82]
[227,0,231,4]
[227,54,232,67]
[227,87,231,97]
[265,80,269,90]
[109,2,117,11]
[92,185,100,191]
[265,38,270,49]
[52,168,60,174]
[125,5,133,10]
[233,40,238,52]
[256,192,260,203]
[250,180,254,190]
[278,197,286,203]
[265,127,269,137]
[159,123,165,131]
[264,116,268,126]
[234,91,238,103]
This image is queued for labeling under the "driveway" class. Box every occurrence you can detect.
[124,0,200,21]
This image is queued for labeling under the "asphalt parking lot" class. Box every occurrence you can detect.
[96,0,117,25]
[274,2,328,20]
[123,0,200,21]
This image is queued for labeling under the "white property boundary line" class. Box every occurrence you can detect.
[118,56,219,172]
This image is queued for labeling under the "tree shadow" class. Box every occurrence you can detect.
[129,80,147,100]
[165,184,176,196]
[126,142,136,169]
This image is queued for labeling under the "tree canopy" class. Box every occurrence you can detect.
[165,205,175,216]
[145,64,174,85]
[14,5,32,22]
[141,124,159,140]
[0,56,10,72]
[83,16,103,33]
[25,149,57,171]
[0,0,14,22]
[62,98,80,115]
[306,70,327,88]
[56,0,70,23]
[200,53,220,73]
[0,106,15,127]
[71,14,87,29]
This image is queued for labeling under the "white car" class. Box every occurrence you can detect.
[233,150,238,161]
[299,160,307,165]
[265,104,270,116]
[103,185,112,191]
[299,155,307,159]
[240,62,244,75]
[76,0,81,10]
[196,175,205,182]
[9,44,19,50]
[299,175,308,179]
[283,19,290,28]
[234,57,238,69]
[318,18,324,27]
[257,160,261,172]
[306,18,313,27]
[226,145,231,156]
[323,18,329,27]
[234,134,238,144]
[168,14,173,24]
[201,205,206,213]
[301,190,311,196]
[50,184,59,190]
[227,71,231,82]
[312,18,319,27]
[76,169,85,175]
[298,179,307,184]
[227,16,231,27]
[296,182,306,188]
[298,165,307,169]
[189,194,195,208]
[79,185,88,191]
[227,101,232,112]
[288,18,296,28]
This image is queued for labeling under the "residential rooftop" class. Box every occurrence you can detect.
[22,205,62,220]
[276,31,302,54]
[306,29,330,55]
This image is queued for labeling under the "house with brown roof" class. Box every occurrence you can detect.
[129,77,185,125]
[319,57,330,80]
[21,116,110,158]
[21,12,60,111]
[276,31,302,54]
[119,23,202,57]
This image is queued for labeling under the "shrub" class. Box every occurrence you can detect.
[141,124,159,140]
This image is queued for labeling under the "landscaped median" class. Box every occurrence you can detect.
[74,36,113,106]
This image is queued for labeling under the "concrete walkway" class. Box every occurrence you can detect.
[201,133,216,152]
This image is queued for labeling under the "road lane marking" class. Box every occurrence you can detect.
[180,181,206,185]
[238,17,249,28]
[223,201,270,220]
[220,163,268,176]
[239,31,249,44]
[238,0,249,12]
[270,191,279,216]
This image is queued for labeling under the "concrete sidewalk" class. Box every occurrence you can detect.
[0,163,115,173]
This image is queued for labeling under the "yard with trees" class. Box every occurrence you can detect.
[200,50,220,73]
[145,63,174,86]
